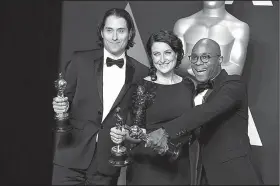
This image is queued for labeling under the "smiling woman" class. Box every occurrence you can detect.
[151,42,177,73]
[145,30,184,84]
[120,30,195,185]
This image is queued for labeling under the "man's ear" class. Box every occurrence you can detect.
[218,56,223,64]
[128,30,132,40]
[101,30,104,38]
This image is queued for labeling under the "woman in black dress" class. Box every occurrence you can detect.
[111,30,194,185]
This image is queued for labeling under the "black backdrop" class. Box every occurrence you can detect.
[6,0,279,185]
[6,1,61,185]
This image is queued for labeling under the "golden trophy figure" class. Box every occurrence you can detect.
[54,73,72,133]
[108,107,131,167]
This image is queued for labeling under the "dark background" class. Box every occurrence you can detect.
[6,0,279,185]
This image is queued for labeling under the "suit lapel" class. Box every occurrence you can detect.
[93,51,104,106]
[202,89,214,103]
[110,55,135,113]
[203,69,228,103]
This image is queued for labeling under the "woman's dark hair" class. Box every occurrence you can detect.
[146,30,184,81]
[96,8,136,50]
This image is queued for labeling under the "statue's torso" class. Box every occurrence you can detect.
[179,13,240,76]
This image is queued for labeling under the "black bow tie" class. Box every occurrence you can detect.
[196,80,214,95]
[106,57,124,68]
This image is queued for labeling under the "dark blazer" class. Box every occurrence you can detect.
[159,70,263,185]
[53,48,149,176]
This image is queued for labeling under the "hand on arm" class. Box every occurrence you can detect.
[145,128,169,155]
[110,126,146,144]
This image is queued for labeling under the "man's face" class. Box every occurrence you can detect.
[190,45,222,83]
[203,1,225,9]
[101,15,131,57]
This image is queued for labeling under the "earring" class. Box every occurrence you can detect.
[150,67,157,81]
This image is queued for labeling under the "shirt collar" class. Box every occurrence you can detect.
[104,48,126,61]
[211,69,227,87]
[103,48,126,69]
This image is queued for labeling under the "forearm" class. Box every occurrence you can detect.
[161,80,245,138]
[225,33,249,76]
[160,113,193,139]
[125,136,142,144]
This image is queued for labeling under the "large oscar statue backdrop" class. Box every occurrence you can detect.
[58,1,279,185]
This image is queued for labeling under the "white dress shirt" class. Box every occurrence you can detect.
[194,89,208,106]
[96,48,126,142]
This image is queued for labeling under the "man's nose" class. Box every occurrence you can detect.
[196,57,204,65]
[112,31,118,41]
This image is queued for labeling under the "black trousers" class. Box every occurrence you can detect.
[200,166,209,185]
[199,155,263,185]
[52,144,119,185]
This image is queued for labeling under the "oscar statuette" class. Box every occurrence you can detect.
[54,73,72,132]
[130,83,181,161]
[108,107,131,167]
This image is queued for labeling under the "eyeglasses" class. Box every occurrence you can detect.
[188,54,221,64]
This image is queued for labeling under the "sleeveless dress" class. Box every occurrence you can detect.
[126,78,194,185]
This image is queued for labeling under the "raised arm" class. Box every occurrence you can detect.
[173,19,189,55]
[173,18,198,79]
[223,23,250,75]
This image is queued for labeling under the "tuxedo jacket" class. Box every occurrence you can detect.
[53,48,149,176]
[160,70,263,184]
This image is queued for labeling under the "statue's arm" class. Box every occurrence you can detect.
[225,23,250,75]
[173,19,190,55]
[173,18,197,78]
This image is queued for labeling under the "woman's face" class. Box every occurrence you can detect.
[151,42,177,74]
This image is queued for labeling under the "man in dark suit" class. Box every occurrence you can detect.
[52,8,148,185]
[147,38,263,185]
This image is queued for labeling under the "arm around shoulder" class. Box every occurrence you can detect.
[162,78,246,139]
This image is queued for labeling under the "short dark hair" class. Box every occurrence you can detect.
[146,30,184,80]
[96,8,136,50]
